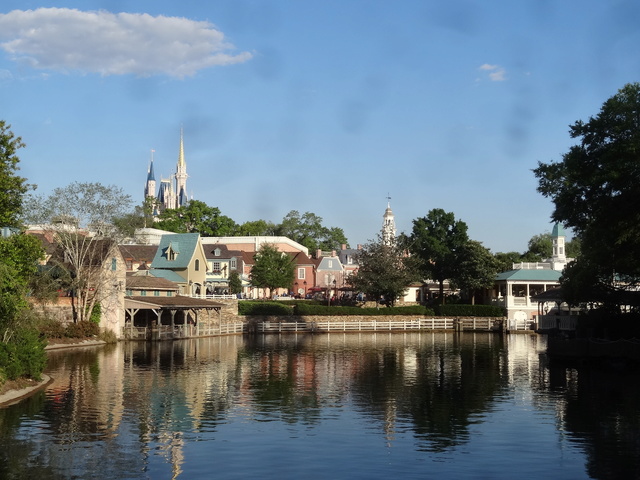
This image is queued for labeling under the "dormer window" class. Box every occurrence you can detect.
[164,242,179,261]
[214,248,221,257]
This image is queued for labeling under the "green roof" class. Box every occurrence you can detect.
[148,268,187,283]
[495,269,562,282]
[151,233,200,269]
[551,223,565,237]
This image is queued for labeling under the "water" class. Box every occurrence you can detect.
[0,332,638,479]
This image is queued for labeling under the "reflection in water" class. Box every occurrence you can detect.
[0,333,638,479]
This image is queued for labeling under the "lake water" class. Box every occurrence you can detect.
[0,332,638,480]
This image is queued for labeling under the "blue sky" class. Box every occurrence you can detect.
[1,1,638,252]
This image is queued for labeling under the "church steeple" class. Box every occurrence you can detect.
[382,196,396,245]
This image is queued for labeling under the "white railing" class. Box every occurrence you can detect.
[537,315,579,331]
[253,318,499,333]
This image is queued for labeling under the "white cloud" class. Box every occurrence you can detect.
[0,8,253,78]
[478,63,506,82]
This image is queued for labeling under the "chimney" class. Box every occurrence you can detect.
[316,249,322,259]
[331,250,336,257]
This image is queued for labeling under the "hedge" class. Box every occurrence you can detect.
[0,329,47,382]
[238,301,295,316]
[294,303,434,316]
[433,304,506,317]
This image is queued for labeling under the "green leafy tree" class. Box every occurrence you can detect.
[409,209,469,303]
[493,251,522,273]
[454,240,499,304]
[155,200,238,236]
[236,219,277,236]
[112,197,155,236]
[0,121,32,228]
[275,210,348,253]
[24,182,132,323]
[250,244,295,297]
[534,82,640,306]
[228,271,243,295]
[347,236,418,307]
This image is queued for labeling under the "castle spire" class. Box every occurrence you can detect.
[145,149,156,198]
[175,127,188,208]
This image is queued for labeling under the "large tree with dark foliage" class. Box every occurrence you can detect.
[534,83,640,308]
[0,121,31,227]
[409,209,469,303]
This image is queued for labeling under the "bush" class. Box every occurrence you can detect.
[433,304,506,317]
[38,318,66,339]
[64,321,100,339]
[294,303,434,316]
[238,301,295,316]
[0,328,47,381]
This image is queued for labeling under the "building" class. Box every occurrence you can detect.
[145,129,190,215]
[492,223,572,322]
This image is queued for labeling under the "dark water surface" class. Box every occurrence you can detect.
[1,333,639,479]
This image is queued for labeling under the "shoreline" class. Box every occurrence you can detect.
[0,339,107,407]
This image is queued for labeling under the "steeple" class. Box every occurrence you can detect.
[175,128,188,208]
[382,196,396,245]
[144,149,156,198]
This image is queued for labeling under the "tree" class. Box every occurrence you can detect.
[155,200,238,236]
[250,244,295,297]
[409,209,469,303]
[228,271,243,295]
[112,197,155,236]
[0,121,32,228]
[0,234,45,342]
[275,210,348,253]
[347,236,418,307]
[534,83,640,306]
[493,251,522,273]
[237,219,277,236]
[454,241,499,304]
[24,182,132,323]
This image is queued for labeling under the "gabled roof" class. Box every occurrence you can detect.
[203,244,244,260]
[287,251,314,266]
[495,269,562,282]
[151,233,200,269]
[119,244,158,263]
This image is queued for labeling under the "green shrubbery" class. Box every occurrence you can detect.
[433,304,506,317]
[238,301,295,316]
[0,329,47,382]
[38,319,100,339]
[294,303,434,316]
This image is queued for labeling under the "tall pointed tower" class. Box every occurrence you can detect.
[144,150,156,199]
[175,128,188,208]
[382,197,396,245]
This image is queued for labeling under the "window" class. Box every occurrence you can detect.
[195,259,200,271]
[140,290,147,296]
[298,268,305,280]
[126,260,133,270]
[230,258,237,269]
[328,260,333,268]
[111,258,117,271]
[213,262,221,273]
[154,290,160,296]
[214,248,221,256]
[126,289,132,296]
[167,291,172,297]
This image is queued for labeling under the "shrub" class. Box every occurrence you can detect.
[38,318,66,339]
[0,328,47,381]
[238,301,294,316]
[89,303,101,324]
[433,304,506,317]
[99,329,118,344]
[64,321,100,339]
[294,303,434,316]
